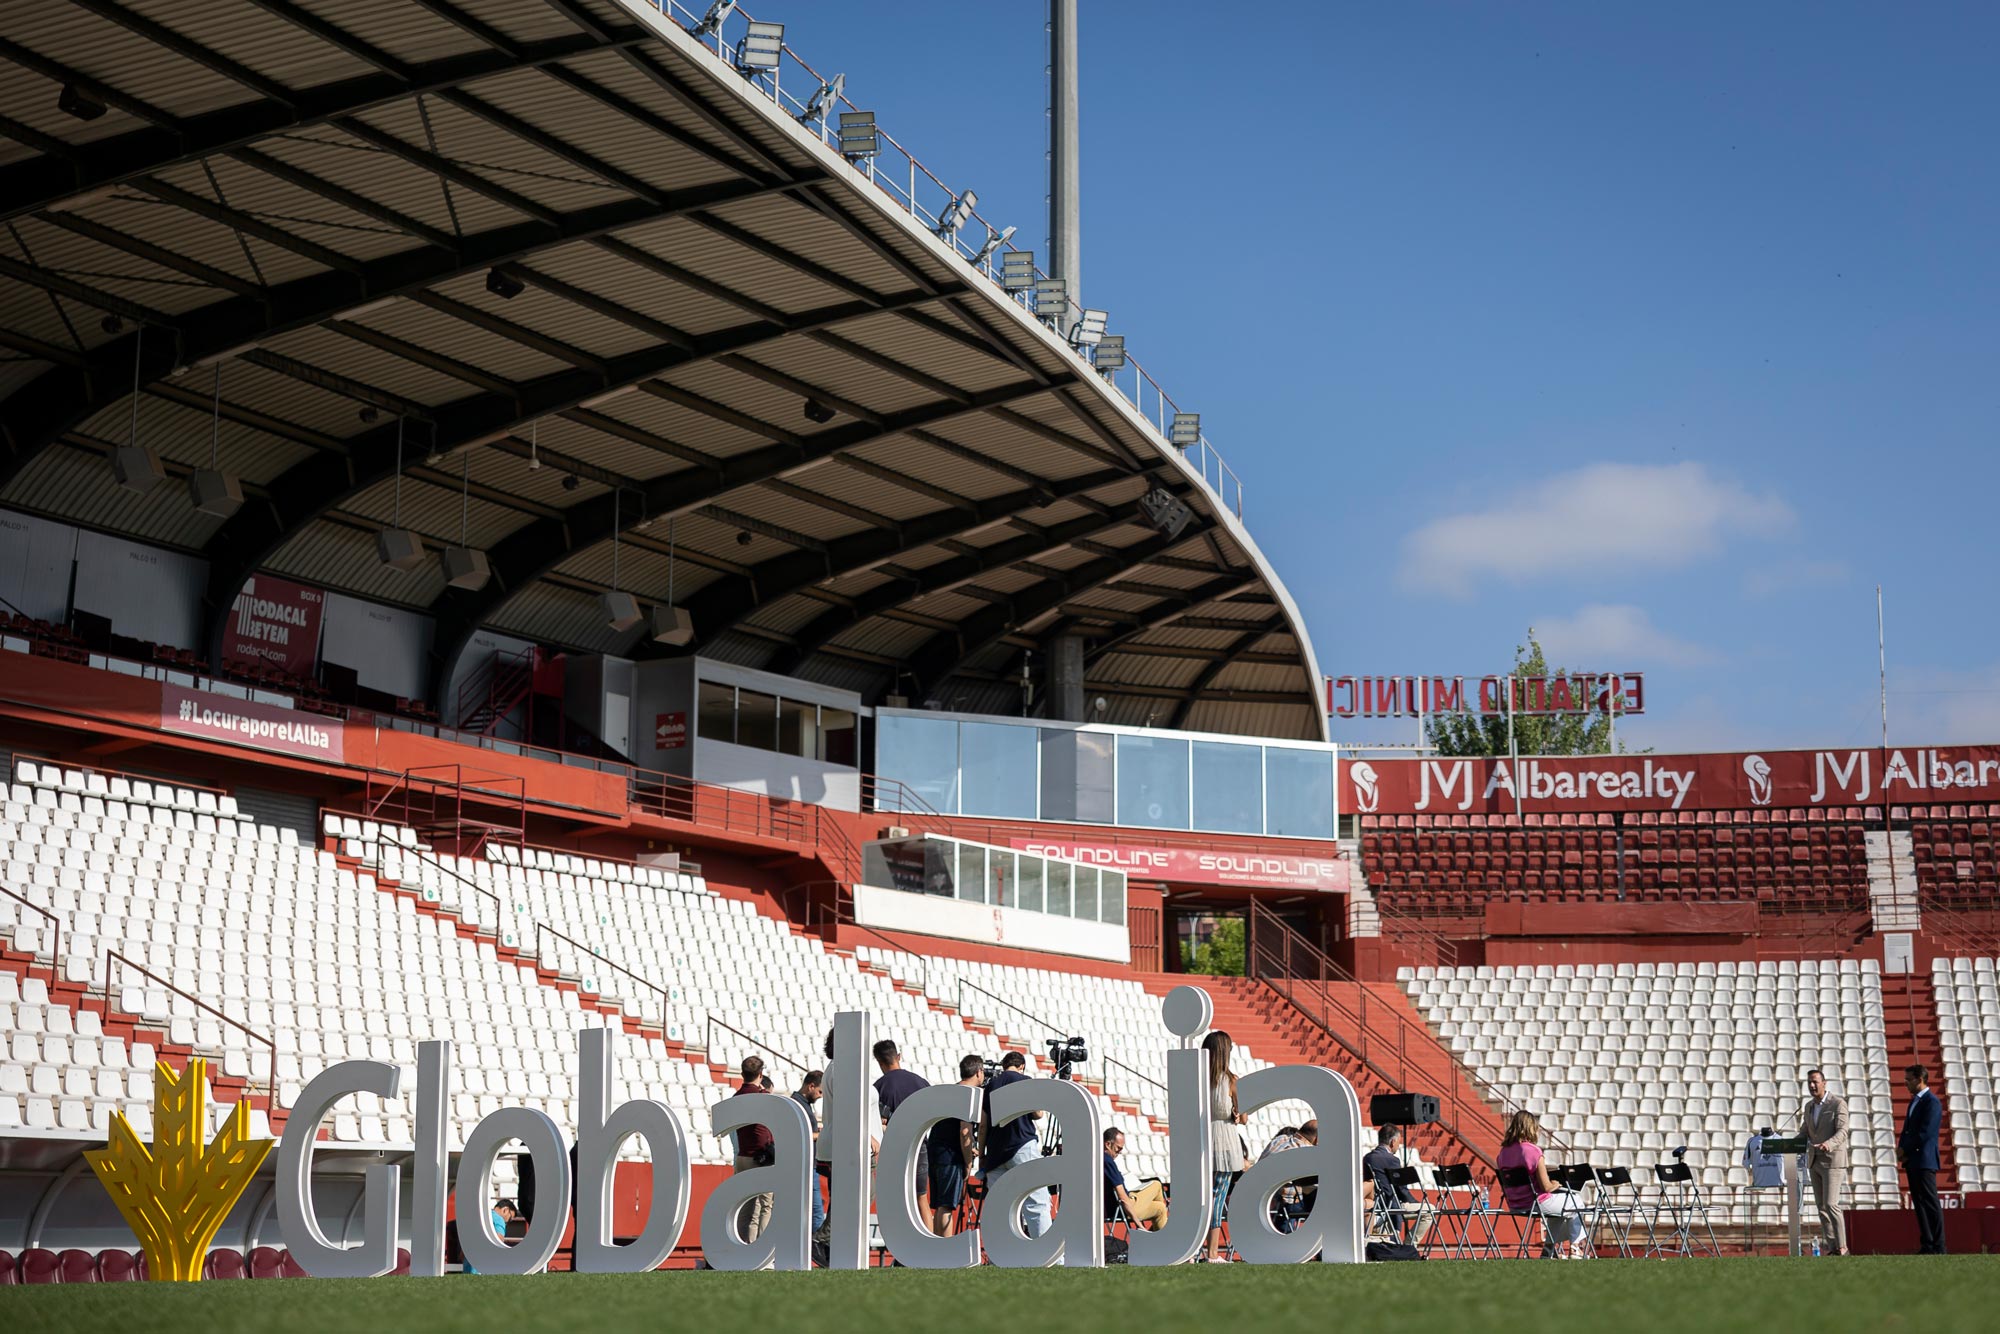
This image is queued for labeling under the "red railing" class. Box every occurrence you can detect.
[99,950,278,1114]
[456,648,536,738]
[365,764,526,854]
[1246,899,1566,1169]
[0,882,62,967]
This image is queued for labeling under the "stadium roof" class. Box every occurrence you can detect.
[0,0,1327,741]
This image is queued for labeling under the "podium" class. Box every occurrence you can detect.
[1758,1133,1810,1255]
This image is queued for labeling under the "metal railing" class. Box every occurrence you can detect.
[100,950,278,1115]
[798,890,928,997]
[1246,899,1570,1170]
[1,882,62,968]
[532,921,671,1030]
[646,0,1245,518]
[704,1014,810,1081]
[341,832,508,941]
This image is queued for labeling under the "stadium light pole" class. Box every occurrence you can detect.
[1048,0,1081,311]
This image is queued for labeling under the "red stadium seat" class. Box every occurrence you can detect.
[0,1249,14,1285]
[59,1249,98,1283]
[20,1248,61,1284]
[280,1250,307,1278]
[96,1250,138,1282]
[248,1246,285,1279]
[204,1249,246,1280]
[394,1247,411,1275]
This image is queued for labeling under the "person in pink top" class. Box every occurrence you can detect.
[1496,1110,1587,1259]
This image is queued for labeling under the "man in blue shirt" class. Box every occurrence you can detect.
[1103,1127,1166,1230]
[1900,1063,1945,1254]
[979,1052,1049,1237]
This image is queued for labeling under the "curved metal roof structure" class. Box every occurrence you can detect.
[0,0,1328,740]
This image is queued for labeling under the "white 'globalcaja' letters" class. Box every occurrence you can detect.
[408,1040,451,1277]
[1227,1064,1364,1264]
[876,1083,982,1268]
[702,1091,813,1271]
[982,1075,1102,1268]
[819,1010,874,1269]
[277,1060,401,1278]
[456,1107,572,1275]
[575,1027,691,1273]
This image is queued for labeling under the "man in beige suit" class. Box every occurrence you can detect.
[1800,1068,1849,1255]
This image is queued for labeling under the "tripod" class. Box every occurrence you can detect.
[1646,1158,1722,1257]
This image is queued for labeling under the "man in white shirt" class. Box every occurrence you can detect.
[1799,1068,1850,1255]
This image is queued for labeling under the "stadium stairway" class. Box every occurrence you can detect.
[1133,972,1501,1169]
[1880,969,1959,1193]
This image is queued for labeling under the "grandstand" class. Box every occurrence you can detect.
[1,0,1998,1287]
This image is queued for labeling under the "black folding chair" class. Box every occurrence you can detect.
[1591,1165,1645,1256]
[1428,1162,1501,1258]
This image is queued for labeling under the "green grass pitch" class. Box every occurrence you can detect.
[6,1257,1996,1334]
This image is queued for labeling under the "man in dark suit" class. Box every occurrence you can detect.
[1899,1063,1945,1254]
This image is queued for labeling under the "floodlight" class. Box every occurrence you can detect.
[1031,277,1069,318]
[1169,412,1202,448]
[936,189,977,238]
[58,82,106,122]
[837,110,879,159]
[1070,308,1108,347]
[189,469,244,519]
[602,590,643,633]
[485,267,524,300]
[736,20,784,73]
[376,528,427,573]
[802,73,845,122]
[1138,487,1194,541]
[999,249,1037,291]
[691,0,736,39]
[1094,334,1127,372]
[970,225,1016,267]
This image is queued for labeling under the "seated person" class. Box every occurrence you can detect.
[1260,1121,1319,1232]
[1103,1128,1168,1230]
[1362,1125,1432,1247]
[1497,1110,1586,1259]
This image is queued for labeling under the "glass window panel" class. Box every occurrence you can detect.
[990,850,1017,909]
[819,707,858,766]
[1100,870,1126,924]
[875,714,960,814]
[778,697,816,758]
[1115,734,1190,829]
[736,689,778,752]
[1265,747,1335,839]
[956,840,986,903]
[1192,740,1264,834]
[1040,728,1115,824]
[921,839,957,897]
[1016,855,1044,914]
[696,681,734,745]
[1072,865,1097,922]
[1045,860,1072,918]
[960,721,1038,819]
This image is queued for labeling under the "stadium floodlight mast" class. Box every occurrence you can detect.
[735,20,784,75]
[970,224,1017,269]
[1169,412,1202,449]
[1093,333,1127,373]
[836,109,879,160]
[1070,307,1108,348]
[935,189,977,240]
[800,73,845,125]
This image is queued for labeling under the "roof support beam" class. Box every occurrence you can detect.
[427,373,1074,701]
[1168,615,1289,729]
[1080,574,1266,665]
[0,173,814,491]
[900,518,1219,702]
[0,24,664,222]
[675,467,1130,655]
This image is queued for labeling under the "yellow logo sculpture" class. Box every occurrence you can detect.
[84,1058,275,1281]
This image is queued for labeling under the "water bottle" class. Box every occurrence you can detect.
[1811,1239,1821,1258]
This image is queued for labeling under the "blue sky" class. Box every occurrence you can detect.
[790,2,2000,750]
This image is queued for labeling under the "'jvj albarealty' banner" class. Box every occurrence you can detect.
[1341,745,2000,816]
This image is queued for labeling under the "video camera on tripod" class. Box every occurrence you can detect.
[1047,1035,1089,1081]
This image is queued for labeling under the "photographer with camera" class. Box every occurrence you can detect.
[979,1051,1050,1237]
[730,1055,776,1242]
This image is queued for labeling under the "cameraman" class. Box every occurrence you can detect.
[979,1051,1049,1237]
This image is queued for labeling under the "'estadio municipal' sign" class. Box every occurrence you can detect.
[259,987,1360,1273]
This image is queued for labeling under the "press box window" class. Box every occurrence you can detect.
[697,681,736,744]
[736,689,778,752]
